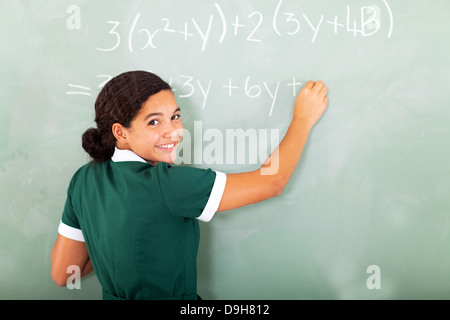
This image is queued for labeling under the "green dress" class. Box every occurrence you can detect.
[58,148,226,300]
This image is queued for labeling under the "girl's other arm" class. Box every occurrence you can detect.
[217,80,328,212]
[51,234,93,287]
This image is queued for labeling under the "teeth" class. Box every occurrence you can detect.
[156,143,175,149]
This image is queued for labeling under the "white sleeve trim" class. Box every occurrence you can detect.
[197,171,227,222]
[58,220,85,242]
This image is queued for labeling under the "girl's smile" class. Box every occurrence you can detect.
[156,142,176,149]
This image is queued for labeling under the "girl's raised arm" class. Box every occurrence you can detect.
[217,81,328,212]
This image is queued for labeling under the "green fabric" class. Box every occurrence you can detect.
[61,160,216,300]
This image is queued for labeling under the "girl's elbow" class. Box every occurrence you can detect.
[273,185,284,198]
[270,176,287,198]
[51,267,68,287]
[52,274,68,287]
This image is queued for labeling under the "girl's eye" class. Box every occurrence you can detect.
[148,119,159,126]
[172,114,181,120]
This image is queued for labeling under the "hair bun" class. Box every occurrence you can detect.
[82,127,109,162]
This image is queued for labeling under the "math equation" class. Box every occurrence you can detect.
[64,0,394,117]
[90,0,393,53]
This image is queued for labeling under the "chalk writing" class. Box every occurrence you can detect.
[94,1,393,53]
[65,84,91,96]
[66,74,301,117]
[66,1,394,117]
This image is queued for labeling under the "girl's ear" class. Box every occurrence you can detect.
[112,123,128,145]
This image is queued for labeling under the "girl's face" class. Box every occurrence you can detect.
[119,90,183,165]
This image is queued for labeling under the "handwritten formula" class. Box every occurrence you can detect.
[91,1,393,53]
[65,0,394,117]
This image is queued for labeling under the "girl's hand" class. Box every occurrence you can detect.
[293,80,328,128]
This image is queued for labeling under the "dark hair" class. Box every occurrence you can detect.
[82,71,171,162]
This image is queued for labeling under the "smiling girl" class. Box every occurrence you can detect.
[51,70,328,300]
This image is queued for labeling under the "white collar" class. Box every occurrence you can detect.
[111,147,149,163]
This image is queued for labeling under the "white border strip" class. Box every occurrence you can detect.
[58,221,85,242]
[111,147,148,163]
[197,171,227,222]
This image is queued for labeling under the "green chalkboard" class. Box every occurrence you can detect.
[1,0,450,299]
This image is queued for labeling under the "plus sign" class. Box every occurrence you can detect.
[222,78,240,96]
[232,15,246,36]
[179,22,193,41]
[326,16,344,34]
[286,77,302,97]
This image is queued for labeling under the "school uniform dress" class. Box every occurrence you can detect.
[57,147,227,300]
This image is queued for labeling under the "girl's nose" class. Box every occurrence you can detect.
[162,122,183,141]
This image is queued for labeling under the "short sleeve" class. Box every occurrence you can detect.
[157,164,226,222]
[58,181,85,242]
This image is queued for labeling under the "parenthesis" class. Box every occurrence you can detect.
[128,13,141,53]
[382,0,393,38]
[215,3,227,44]
[273,0,282,36]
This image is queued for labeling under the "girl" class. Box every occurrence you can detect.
[51,71,328,300]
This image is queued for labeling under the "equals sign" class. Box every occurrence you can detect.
[66,83,92,96]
